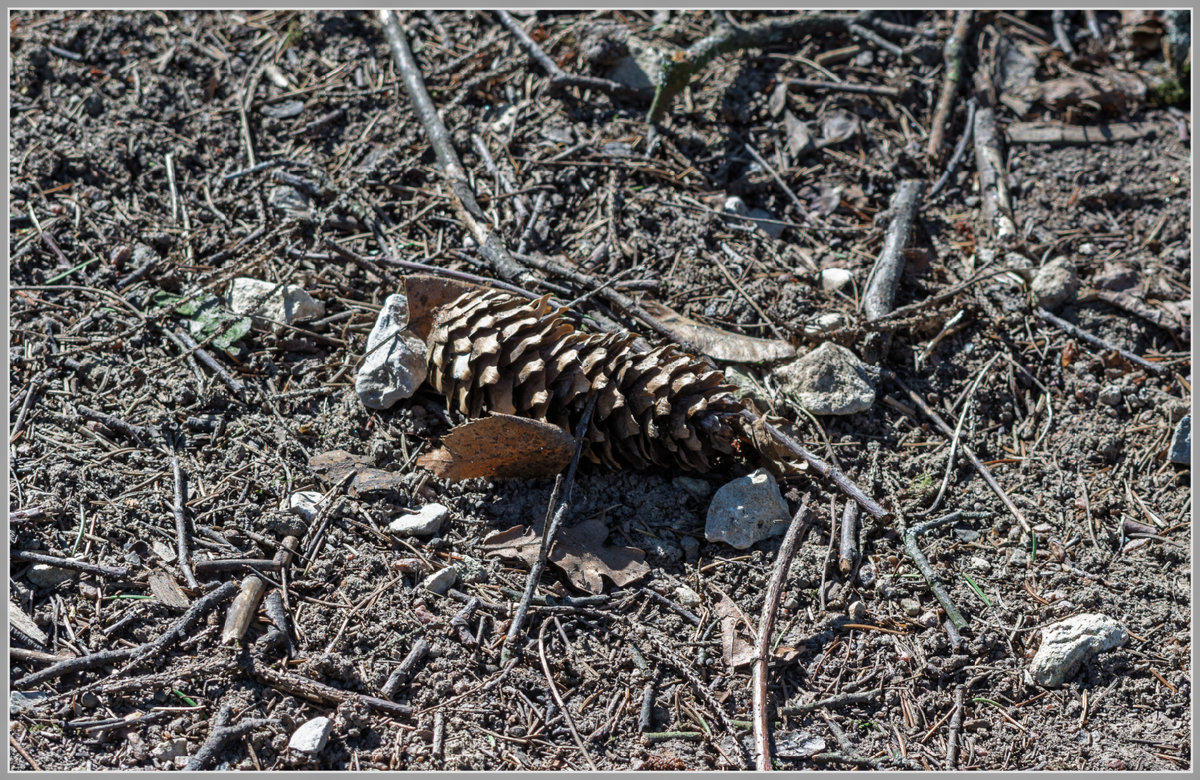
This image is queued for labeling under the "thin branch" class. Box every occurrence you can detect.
[379,11,535,286]
[753,498,812,770]
[1037,306,1168,376]
[928,11,973,163]
[861,179,925,363]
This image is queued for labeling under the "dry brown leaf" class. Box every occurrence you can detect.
[417,414,577,481]
[640,299,795,364]
[480,516,649,594]
[713,591,757,668]
[403,273,486,340]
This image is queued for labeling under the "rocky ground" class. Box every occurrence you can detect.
[8,9,1191,771]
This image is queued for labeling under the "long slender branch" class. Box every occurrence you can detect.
[379,11,534,286]
[928,11,973,163]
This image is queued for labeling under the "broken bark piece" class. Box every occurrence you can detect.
[1006,121,1158,145]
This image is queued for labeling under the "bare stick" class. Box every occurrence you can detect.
[928,11,973,163]
[11,550,128,579]
[946,684,966,770]
[647,11,871,122]
[380,11,534,286]
[171,443,201,590]
[173,328,245,398]
[15,581,238,688]
[928,98,976,199]
[973,106,1017,244]
[538,620,599,770]
[495,10,646,100]
[1037,306,1168,376]
[745,410,888,520]
[783,76,899,98]
[246,656,413,718]
[884,371,1032,536]
[847,21,905,59]
[501,397,596,662]
[861,179,924,363]
[779,687,880,715]
[902,511,988,631]
[9,369,49,444]
[837,500,859,576]
[76,404,151,443]
[1051,10,1076,59]
[753,498,812,770]
[185,703,281,771]
[381,638,430,700]
[220,575,267,645]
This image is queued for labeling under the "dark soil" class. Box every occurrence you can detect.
[9,9,1191,771]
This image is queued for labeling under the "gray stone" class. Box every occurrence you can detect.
[284,491,325,523]
[10,691,49,714]
[803,311,845,337]
[269,186,313,221]
[848,600,866,621]
[151,737,190,763]
[1030,257,1079,310]
[288,716,332,755]
[901,598,922,618]
[773,343,875,415]
[1028,613,1128,687]
[1169,415,1190,465]
[674,585,701,609]
[355,293,428,410]
[26,563,76,588]
[1098,385,1123,408]
[421,567,458,595]
[228,278,324,327]
[705,468,791,550]
[388,503,448,537]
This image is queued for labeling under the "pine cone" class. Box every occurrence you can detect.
[426,288,750,473]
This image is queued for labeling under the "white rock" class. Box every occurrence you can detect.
[820,268,852,294]
[151,737,190,763]
[773,343,875,415]
[388,503,448,537]
[705,469,791,550]
[803,311,845,337]
[490,104,521,134]
[723,196,749,216]
[1029,256,1079,311]
[26,563,76,588]
[355,293,428,410]
[1027,613,1128,687]
[228,278,325,327]
[674,585,702,609]
[288,716,332,755]
[421,567,458,595]
[284,491,325,523]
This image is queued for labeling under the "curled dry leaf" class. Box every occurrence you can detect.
[639,299,795,364]
[480,516,649,594]
[417,413,577,481]
[714,591,757,668]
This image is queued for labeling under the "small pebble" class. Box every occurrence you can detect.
[848,600,866,621]
[901,598,922,618]
[284,491,325,523]
[26,563,75,588]
[388,503,448,537]
[1098,385,1123,408]
[288,716,332,755]
[421,567,458,595]
[1169,415,1190,465]
[674,585,701,609]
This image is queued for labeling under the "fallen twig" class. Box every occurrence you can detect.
[783,76,899,98]
[245,651,413,718]
[380,10,535,286]
[973,106,1018,244]
[928,11,973,163]
[495,10,646,101]
[11,549,128,579]
[1050,10,1076,60]
[1037,307,1168,375]
[746,410,888,520]
[381,638,430,700]
[780,687,881,715]
[1006,121,1158,145]
[501,397,595,662]
[537,620,599,770]
[928,98,976,199]
[838,500,859,576]
[184,703,281,771]
[76,404,151,443]
[15,580,238,688]
[903,510,992,631]
[220,575,267,645]
[173,328,245,399]
[861,179,924,363]
[883,371,1032,537]
[170,440,201,590]
[946,684,966,770]
[647,11,871,123]
[753,498,812,770]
